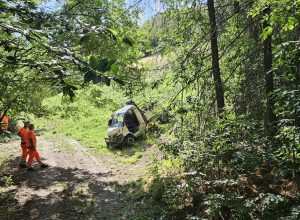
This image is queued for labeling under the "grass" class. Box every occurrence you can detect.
[121,150,143,164]
[35,110,111,149]
[112,140,150,164]
[51,112,110,149]
[32,85,126,153]
[32,84,155,158]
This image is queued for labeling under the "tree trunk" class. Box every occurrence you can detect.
[233,1,240,13]
[263,7,277,133]
[207,0,225,116]
[294,26,300,128]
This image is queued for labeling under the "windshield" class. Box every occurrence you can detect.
[111,113,124,127]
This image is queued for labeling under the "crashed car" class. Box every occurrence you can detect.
[105,102,153,147]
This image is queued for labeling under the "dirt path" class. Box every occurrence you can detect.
[0,135,159,220]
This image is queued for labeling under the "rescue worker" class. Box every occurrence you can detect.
[0,113,11,138]
[26,124,48,171]
[17,121,30,168]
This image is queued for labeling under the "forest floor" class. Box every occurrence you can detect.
[0,134,161,220]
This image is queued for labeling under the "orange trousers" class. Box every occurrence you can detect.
[27,149,42,167]
[21,144,27,162]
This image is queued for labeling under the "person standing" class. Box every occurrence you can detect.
[17,121,30,168]
[0,113,11,138]
[26,124,48,171]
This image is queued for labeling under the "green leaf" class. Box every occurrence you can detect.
[98,58,109,72]
[286,16,298,31]
[62,83,77,101]
[83,70,100,84]
[107,28,118,36]
[287,24,294,31]
[122,37,134,46]
[262,26,273,40]
[26,36,36,45]
[111,64,119,73]
[107,28,118,40]
[98,58,115,72]
[176,107,188,114]
[89,56,98,70]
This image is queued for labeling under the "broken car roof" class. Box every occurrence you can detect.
[115,105,135,114]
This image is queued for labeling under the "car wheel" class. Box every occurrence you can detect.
[124,135,135,146]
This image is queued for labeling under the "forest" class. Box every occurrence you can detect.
[0,0,300,219]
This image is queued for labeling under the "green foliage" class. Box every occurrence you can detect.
[120,150,143,164]
[279,205,300,220]
[35,84,127,151]
[1,0,300,218]
[203,194,251,219]
[259,193,289,219]
[0,0,143,116]
[145,105,298,219]
[3,175,13,187]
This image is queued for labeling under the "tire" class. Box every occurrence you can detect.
[123,134,135,146]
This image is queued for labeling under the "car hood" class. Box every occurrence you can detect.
[108,126,122,137]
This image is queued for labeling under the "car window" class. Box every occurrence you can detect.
[111,113,124,127]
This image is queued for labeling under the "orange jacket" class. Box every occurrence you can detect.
[26,130,37,149]
[18,127,28,146]
[1,115,9,131]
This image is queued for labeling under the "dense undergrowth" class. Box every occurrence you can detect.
[148,121,300,219]
[120,117,300,219]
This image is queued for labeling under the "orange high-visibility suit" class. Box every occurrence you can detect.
[26,130,42,167]
[18,127,28,162]
[1,114,9,131]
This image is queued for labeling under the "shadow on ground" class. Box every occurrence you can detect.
[0,157,150,220]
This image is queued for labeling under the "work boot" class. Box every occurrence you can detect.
[19,163,27,168]
[40,164,48,169]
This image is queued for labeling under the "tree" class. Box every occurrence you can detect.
[0,0,140,115]
[207,0,225,116]
[262,6,277,133]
